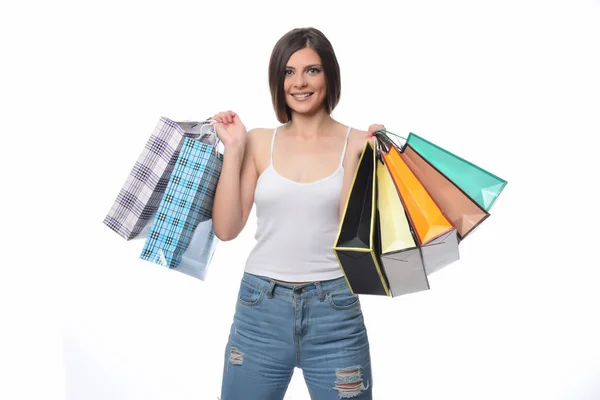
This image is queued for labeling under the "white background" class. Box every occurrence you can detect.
[2,0,599,399]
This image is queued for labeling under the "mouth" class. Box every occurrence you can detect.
[291,92,314,100]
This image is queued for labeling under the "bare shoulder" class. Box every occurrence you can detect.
[350,127,369,135]
[245,127,273,150]
[348,126,369,141]
[246,127,273,140]
[244,128,274,172]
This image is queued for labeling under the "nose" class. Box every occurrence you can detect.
[293,73,308,89]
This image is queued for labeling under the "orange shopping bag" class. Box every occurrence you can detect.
[379,137,460,275]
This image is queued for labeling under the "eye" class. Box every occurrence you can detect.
[285,69,294,76]
[308,67,321,74]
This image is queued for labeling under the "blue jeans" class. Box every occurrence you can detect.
[220,272,373,399]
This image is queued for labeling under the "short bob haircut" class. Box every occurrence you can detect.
[268,27,341,124]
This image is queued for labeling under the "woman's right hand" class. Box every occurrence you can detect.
[212,110,247,149]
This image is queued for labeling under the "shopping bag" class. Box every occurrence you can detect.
[103,117,218,240]
[401,145,490,240]
[333,141,389,296]
[376,154,430,297]
[379,137,460,275]
[139,132,223,280]
[405,133,507,211]
[174,219,219,281]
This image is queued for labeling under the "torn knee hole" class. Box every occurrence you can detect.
[334,366,369,398]
[229,347,243,365]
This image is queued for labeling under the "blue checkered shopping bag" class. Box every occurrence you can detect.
[103,117,219,240]
[139,134,223,280]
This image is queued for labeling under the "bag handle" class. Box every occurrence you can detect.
[375,129,407,145]
[188,118,223,156]
[374,129,407,157]
[374,129,408,164]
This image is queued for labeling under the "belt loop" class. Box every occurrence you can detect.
[267,280,276,299]
[315,281,325,302]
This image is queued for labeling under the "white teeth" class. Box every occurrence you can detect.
[293,93,312,98]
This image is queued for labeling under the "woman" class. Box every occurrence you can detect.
[212,27,385,400]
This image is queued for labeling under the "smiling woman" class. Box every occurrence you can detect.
[269,32,340,123]
[283,52,326,112]
[211,27,385,400]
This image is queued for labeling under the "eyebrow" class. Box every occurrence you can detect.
[285,64,323,70]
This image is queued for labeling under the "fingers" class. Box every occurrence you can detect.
[212,110,238,125]
[368,123,386,135]
[226,110,236,124]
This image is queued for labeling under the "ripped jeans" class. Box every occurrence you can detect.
[220,272,373,400]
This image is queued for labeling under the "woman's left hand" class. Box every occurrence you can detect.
[348,123,386,160]
[367,123,386,143]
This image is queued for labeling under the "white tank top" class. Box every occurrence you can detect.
[243,125,352,282]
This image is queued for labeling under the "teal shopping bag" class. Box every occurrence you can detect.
[405,133,507,211]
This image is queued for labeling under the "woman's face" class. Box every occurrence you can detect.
[283,47,327,115]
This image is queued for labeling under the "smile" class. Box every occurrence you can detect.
[291,92,314,100]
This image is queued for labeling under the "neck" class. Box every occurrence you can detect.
[285,108,336,139]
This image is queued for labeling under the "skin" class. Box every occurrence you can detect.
[211,47,384,283]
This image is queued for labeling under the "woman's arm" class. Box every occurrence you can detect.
[211,112,258,241]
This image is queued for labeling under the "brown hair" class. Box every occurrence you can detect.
[268,27,341,123]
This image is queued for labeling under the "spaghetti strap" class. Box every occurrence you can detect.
[270,127,279,166]
[339,126,352,167]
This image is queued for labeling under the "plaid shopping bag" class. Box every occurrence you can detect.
[175,218,219,280]
[139,134,223,279]
[103,117,217,240]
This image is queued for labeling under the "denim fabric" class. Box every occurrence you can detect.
[220,272,372,399]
